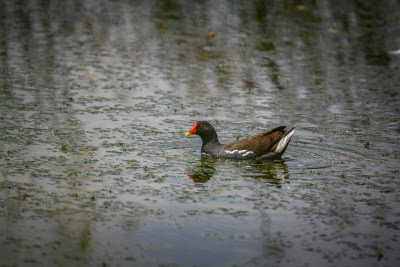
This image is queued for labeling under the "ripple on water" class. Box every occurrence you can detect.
[289,129,376,177]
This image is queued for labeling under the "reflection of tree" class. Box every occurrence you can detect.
[56,209,91,254]
[256,211,288,265]
[0,1,97,261]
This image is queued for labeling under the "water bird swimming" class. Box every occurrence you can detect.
[186,121,295,160]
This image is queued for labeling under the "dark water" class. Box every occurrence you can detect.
[1,0,400,266]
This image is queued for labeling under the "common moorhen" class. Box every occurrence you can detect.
[186,121,295,160]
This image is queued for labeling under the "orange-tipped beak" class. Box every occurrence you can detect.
[185,122,198,136]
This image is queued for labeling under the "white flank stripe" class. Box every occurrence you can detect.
[225,150,254,156]
[242,151,255,157]
[276,129,295,153]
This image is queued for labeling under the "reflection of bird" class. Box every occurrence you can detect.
[186,121,294,160]
[243,160,290,184]
[187,156,217,183]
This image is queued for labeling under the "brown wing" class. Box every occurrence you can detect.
[225,126,287,155]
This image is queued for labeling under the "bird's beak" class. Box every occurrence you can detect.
[185,122,198,136]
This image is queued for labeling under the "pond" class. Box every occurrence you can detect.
[1,0,400,266]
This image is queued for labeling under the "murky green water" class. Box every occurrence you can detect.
[1,0,400,266]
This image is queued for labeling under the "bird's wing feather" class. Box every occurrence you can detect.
[224,126,286,155]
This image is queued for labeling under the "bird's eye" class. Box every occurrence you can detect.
[199,124,203,128]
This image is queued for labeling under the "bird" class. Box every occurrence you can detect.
[185,121,294,160]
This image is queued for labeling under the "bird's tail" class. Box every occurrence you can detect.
[275,127,295,154]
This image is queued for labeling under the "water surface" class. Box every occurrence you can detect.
[1,0,400,266]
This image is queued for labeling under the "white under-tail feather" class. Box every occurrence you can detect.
[275,129,295,153]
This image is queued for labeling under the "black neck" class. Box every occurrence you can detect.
[200,132,220,149]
